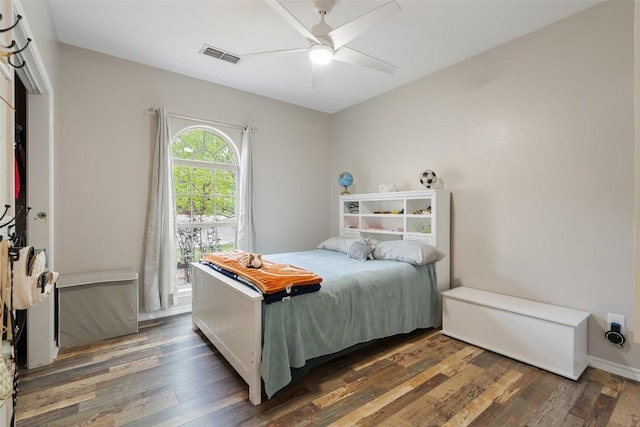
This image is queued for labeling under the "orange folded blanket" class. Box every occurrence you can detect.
[201,250,323,295]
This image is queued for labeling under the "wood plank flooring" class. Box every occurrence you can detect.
[15,313,640,426]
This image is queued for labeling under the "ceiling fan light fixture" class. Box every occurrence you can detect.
[309,44,333,65]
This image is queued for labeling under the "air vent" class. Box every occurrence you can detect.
[200,44,240,65]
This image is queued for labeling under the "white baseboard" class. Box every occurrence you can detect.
[588,356,640,382]
[138,287,193,322]
[138,304,192,322]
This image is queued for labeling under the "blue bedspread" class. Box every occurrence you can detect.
[261,249,438,398]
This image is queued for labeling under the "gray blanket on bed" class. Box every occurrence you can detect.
[261,249,438,398]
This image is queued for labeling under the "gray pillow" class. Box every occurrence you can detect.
[347,240,374,261]
[372,240,445,265]
[317,236,362,253]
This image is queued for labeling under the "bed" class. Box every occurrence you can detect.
[191,237,445,405]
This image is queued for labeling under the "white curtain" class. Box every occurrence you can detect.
[236,126,255,252]
[143,107,177,312]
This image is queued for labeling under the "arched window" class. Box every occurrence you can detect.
[172,126,239,287]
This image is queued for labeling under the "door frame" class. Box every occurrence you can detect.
[13,0,57,368]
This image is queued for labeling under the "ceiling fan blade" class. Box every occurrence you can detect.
[264,0,319,44]
[333,46,397,74]
[328,1,401,49]
[242,47,307,58]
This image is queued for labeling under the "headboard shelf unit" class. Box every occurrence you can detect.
[339,189,451,299]
[360,213,404,234]
[360,199,404,215]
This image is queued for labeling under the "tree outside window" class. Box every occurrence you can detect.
[172,127,238,287]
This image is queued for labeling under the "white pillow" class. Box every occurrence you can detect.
[317,236,363,253]
[373,240,445,265]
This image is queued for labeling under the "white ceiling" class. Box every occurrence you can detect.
[48,0,602,113]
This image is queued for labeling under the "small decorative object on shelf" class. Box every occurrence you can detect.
[419,169,438,189]
[413,208,431,215]
[338,172,353,195]
[378,183,396,193]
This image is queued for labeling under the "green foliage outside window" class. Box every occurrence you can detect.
[173,167,236,218]
[172,128,237,219]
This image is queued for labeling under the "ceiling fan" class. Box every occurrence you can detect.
[246,0,401,84]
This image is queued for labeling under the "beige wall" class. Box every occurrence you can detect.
[29,0,639,372]
[332,1,638,369]
[56,44,331,279]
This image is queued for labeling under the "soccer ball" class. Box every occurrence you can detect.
[419,170,437,188]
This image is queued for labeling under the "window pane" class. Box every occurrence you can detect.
[216,170,236,196]
[213,195,235,218]
[173,165,191,189]
[173,165,236,221]
[173,166,210,215]
[172,133,197,160]
[196,133,235,164]
[175,225,236,286]
[194,149,212,162]
[173,128,237,164]
[171,126,239,289]
[174,195,191,216]
[190,168,217,196]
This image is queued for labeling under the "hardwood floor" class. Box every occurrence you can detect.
[15,313,640,426]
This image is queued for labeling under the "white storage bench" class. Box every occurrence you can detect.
[441,287,589,380]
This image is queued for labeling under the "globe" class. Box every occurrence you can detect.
[338,172,353,195]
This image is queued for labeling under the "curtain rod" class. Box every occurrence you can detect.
[145,107,248,131]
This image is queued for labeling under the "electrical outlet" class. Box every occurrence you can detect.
[607,313,625,336]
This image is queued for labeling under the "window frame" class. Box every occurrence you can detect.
[171,125,240,287]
